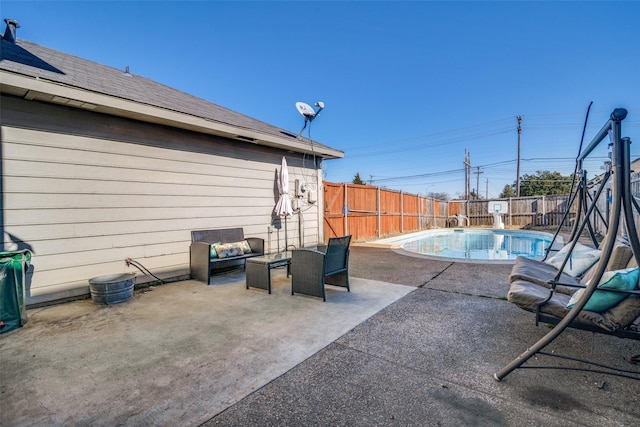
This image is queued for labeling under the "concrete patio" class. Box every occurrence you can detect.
[2,244,640,426]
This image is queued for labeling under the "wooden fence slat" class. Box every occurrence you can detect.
[323,182,576,242]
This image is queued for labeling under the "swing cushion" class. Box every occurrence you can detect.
[567,267,639,312]
[509,256,579,294]
[508,280,618,331]
[545,242,601,277]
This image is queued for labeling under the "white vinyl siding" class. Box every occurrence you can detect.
[2,99,322,304]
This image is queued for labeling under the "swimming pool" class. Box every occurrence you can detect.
[379,229,557,263]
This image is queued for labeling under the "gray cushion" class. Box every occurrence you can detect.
[581,241,633,284]
[507,280,618,331]
[509,256,578,295]
[606,296,640,329]
[508,280,640,331]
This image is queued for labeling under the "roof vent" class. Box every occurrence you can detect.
[235,135,256,142]
[3,19,19,43]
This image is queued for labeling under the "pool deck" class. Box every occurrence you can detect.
[2,243,640,426]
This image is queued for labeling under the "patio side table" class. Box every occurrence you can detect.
[245,251,292,294]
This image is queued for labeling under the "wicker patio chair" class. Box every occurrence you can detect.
[291,235,352,301]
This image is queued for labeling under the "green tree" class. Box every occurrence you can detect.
[353,172,365,185]
[500,184,516,198]
[518,170,574,196]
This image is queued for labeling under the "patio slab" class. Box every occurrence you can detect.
[206,245,640,426]
[0,269,413,426]
[207,285,640,427]
[2,244,640,426]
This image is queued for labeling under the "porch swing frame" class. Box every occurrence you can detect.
[495,108,640,381]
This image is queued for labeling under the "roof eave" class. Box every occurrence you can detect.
[0,71,344,160]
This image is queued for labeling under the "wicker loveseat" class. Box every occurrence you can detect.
[190,228,264,284]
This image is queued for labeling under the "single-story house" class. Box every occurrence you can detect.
[0,19,343,306]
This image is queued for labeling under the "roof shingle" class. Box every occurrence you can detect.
[0,38,338,155]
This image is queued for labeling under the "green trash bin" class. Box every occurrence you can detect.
[0,250,31,334]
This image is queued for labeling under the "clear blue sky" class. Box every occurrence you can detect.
[3,1,639,198]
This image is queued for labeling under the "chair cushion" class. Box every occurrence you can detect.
[216,242,244,258]
[210,242,222,259]
[240,240,253,254]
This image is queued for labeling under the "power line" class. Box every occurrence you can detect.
[373,166,466,183]
[346,128,512,159]
[346,116,516,151]
[369,156,612,184]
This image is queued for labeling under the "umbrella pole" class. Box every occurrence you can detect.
[284,217,288,252]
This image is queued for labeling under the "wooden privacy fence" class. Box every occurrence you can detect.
[323,182,448,241]
[323,182,575,241]
[449,196,576,228]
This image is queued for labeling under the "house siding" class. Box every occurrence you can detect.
[1,95,322,305]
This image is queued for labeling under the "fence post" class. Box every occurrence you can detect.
[419,195,422,230]
[542,195,546,226]
[377,186,381,239]
[400,191,404,233]
[343,183,348,236]
[432,198,436,228]
[509,197,513,227]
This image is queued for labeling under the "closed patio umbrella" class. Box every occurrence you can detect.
[274,157,293,250]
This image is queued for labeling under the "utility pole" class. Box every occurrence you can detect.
[464,150,471,200]
[368,175,374,185]
[516,115,522,197]
[486,177,489,199]
[474,166,483,199]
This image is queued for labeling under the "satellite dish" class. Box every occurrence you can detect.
[296,102,316,118]
[295,100,325,138]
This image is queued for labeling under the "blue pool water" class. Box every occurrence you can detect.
[381,229,554,262]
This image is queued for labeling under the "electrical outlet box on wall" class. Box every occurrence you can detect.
[295,179,308,198]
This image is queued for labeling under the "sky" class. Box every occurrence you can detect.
[2,0,639,199]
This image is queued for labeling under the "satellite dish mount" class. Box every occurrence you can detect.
[296,101,324,138]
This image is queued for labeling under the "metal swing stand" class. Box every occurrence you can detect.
[494,108,640,381]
